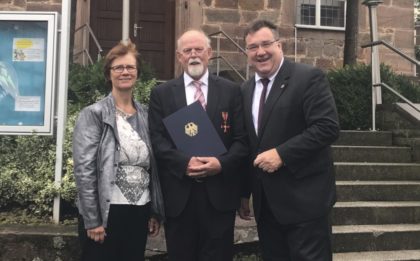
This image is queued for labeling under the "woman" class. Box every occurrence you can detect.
[72,40,164,261]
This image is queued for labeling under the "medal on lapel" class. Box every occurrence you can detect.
[221,112,230,133]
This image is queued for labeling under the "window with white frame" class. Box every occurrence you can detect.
[297,0,346,29]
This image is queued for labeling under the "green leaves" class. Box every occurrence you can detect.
[0,59,157,221]
[328,63,420,130]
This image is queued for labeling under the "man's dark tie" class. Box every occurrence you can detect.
[258,78,270,134]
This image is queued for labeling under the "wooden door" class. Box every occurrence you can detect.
[89,0,122,58]
[90,0,175,80]
[131,0,175,80]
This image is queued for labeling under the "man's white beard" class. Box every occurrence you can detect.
[187,63,204,78]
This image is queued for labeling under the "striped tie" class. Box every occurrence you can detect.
[193,81,206,110]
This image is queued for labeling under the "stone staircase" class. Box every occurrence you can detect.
[332,130,420,261]
[2,130,420,260]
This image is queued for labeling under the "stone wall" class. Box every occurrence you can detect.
[0,221,261,261]
[359,0,415,75]
[0,0,61,12]
[198,0,415,75]
[200,0,283,76]
[1,0,413,75]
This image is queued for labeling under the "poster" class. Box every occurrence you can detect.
[0,12,57,135]
[13,38,45,62]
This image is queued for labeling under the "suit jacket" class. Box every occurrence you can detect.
[242,59,340,224]
[149,73,248,218]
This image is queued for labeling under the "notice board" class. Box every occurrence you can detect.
[0,12,58,135]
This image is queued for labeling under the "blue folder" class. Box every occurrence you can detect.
[162,101,227,156]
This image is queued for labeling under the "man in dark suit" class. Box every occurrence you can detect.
[238,20,340,261]
[148,29,248,261]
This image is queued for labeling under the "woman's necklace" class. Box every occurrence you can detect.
[116,106,135,119]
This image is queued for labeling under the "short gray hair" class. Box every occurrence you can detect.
[177,29,211,51]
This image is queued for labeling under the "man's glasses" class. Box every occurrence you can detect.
[246,39,279,52]
[181,47,206,55]
[111,65,137,73]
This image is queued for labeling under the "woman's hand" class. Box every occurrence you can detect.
[148,217,160,237]
[87,226,106,243]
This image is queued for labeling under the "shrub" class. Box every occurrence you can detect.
[68,59,155,107]
[415,45,420,61]
[328,63,420,130]
[0,60,156,221]
[328,64,371,130]
[0,105,78,217]
[68,61,108,106]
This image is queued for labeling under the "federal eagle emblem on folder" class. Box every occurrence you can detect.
[185,122,198,137]
[162,101,227,156]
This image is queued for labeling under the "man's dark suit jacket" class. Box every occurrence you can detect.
[149,74,248,218]
[242,59,340,224]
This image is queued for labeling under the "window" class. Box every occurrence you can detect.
[297,0,346,29]
[301,4,316,25]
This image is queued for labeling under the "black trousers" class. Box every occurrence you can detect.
[78,203,151,261]
[164,181,236,261]
[257,192,333,261]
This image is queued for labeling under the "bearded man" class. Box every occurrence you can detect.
[148,29,248,261]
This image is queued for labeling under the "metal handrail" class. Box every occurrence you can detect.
[208,30,247,54]
[376,83,420,114]
[208,30,249,80]
[210,56,246,82]
[361,40,420,66]
[73,23,103,65]
[73,49,94,64]
[361,41,420,116]
[362,1,420,130]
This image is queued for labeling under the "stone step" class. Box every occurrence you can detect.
[335,130,393,146]
[393,129,420,137]
[395,103,420,126]
[333,145,412,163]
[333,201,420,225]
[2,222,420,260]
[334,162,420,181]
[333,250,420,261]
[394,136,420,147]
[332,224,420,253]
[234,222,420,254]
[336,181,420,201]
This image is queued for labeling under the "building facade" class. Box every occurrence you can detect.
[0,0,416,80]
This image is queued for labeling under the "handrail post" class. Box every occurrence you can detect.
[208,30,248,80]
[216,36,220,76]
[82,26,87,66]
[363,0,383,131]
[73,23,103,65]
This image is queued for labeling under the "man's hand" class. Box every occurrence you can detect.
[148,217,160,237]
[238,198,252,220]
[186,157,206,177]
[253,148,283,173]
[87,226,106,243]
[187,157,222,178]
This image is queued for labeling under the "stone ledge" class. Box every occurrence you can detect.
[0,216,260,261]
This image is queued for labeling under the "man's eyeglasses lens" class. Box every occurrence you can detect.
[111,65,137,73]
[182,47,205,55]
[246,39,279,52]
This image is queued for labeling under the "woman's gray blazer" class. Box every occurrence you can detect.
[73,94,164,229]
